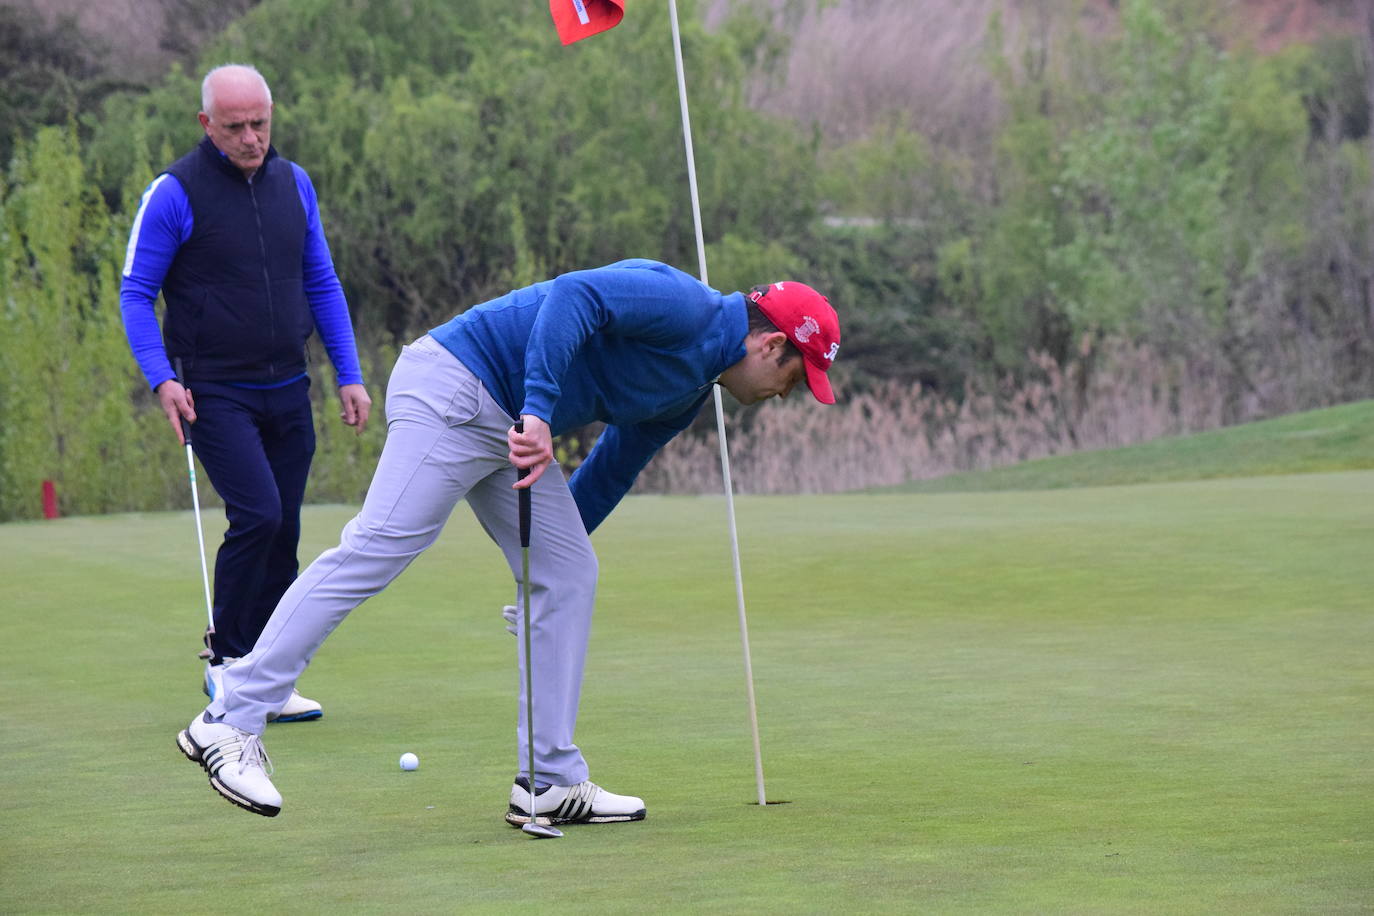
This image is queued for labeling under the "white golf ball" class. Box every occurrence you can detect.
[399,752,419,771]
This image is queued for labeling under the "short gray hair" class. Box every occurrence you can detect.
[201,64,273,114]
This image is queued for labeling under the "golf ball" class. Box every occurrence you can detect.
[399,752,419,771]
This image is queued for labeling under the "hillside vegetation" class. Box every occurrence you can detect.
[3,0,1374,517]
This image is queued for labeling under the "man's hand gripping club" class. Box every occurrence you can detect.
[508,414,553,489]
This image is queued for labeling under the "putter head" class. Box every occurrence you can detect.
[522,822,563,839]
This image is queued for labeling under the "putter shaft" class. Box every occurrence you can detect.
[516,421,562,839]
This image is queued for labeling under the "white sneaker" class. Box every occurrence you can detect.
[177,713,282,817]
[204,660,322,723]
[267,690,323,723]
[202,657,234,701]
[505,778,646,827]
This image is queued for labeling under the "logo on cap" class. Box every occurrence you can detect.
[794,316,821,344]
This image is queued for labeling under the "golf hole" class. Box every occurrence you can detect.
[749,800,792,806]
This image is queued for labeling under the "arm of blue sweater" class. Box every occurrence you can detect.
[519,265,703,423]
[292,164,364,387]
[119,174,191,391]
[567,394,709,534]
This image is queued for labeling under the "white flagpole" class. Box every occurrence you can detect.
[667,0,767,808]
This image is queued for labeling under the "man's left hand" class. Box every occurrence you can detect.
[339,383,372,434]
[509,414,553,488]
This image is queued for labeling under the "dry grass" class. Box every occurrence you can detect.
[710,0,1355,157]
[16,0,261,79]
[712,0,1018,154]
[637,339,1254,494]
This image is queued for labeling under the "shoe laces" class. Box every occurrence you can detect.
[239,734,273,776]
[567,781,600,803]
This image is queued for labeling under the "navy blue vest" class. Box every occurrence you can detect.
[162,137,312,383]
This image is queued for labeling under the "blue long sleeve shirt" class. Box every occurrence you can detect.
[119,162,364,391]
[429,259,747,532]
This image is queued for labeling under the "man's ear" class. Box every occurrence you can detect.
[758,330,789,358]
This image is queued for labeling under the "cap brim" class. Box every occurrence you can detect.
[803,360,835,405]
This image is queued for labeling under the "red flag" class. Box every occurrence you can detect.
[549,0,624,45]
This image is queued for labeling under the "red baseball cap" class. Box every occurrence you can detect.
[747,282,841,405]
[549,0,624,45]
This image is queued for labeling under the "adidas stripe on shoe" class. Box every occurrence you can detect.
[177,713,282,817]
[505,777,646,827]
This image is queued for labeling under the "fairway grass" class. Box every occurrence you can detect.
[2,473,1371,912]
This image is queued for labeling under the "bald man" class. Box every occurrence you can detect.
[120,64,372,722]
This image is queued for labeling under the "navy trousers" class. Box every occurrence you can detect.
[189,377,316,664]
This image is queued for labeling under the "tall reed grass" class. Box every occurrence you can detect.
[636,339,1280,494]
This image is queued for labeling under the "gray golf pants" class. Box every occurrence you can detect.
[209,334,597,786]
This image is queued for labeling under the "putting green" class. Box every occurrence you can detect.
[1,473,1370,912]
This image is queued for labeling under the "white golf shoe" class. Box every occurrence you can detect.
[177,713,282,817]
[204,659,322,723]
[203,658,227,700]
[267,690,323,723]
[505,778,646,827]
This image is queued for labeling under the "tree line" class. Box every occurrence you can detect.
[2,0,1372,519]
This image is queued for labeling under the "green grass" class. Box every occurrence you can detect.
[2,467,1371,912]
[894,398,1374,493]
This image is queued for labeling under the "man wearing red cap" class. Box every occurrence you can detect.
[175,258,839,829]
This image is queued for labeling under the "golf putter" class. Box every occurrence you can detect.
[516,420,562,839]
[174,358,216,659]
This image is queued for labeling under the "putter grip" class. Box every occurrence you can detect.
[516,420,531,549]
[173,357,192,446]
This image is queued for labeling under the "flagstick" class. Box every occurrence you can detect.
[668,0,767,808]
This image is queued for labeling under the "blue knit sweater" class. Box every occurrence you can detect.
[429,259,747,532]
